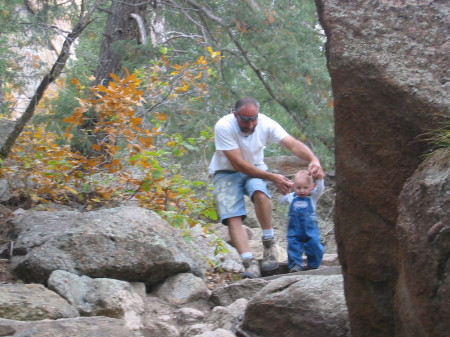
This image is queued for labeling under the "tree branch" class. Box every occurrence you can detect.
[183,0,303,127]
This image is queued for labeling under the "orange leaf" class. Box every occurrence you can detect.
[63,116,76,123]
[327,100,334,108]
[110,158,121,167]
[155,112,167,121]
[109,73,120,82]
[305,75,312,86]
[130,117,143,125]
[138,136,153,148]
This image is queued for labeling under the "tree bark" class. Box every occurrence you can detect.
[93,0,148,86]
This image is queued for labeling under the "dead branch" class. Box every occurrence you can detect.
[130,13,148,45]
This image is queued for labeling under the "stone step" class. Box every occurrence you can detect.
[260,262,342,280]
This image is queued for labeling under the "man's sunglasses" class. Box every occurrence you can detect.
[234,112,259,122]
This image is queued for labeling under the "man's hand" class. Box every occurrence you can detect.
[308,161,325,179]
[271,174,294,195]
[280,136,325,180]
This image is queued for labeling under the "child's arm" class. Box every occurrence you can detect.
[311,179,325,204]
[278,192,295,205]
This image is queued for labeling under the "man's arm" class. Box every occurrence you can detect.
[223,149,293,194]
[280,135,324,179]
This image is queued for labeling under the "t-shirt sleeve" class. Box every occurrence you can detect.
[214,123,238,151]
[266,118,289,143]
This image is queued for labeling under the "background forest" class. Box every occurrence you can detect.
[0,0,333,233]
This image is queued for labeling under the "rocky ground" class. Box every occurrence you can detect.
[0,203,240,289]
[0,169,336,288]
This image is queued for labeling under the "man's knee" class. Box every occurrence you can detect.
[225,216,244,227]
[252,190,270,202]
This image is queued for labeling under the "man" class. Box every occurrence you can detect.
[209,97,324,278]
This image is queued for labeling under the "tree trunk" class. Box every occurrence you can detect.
[94,0,148,85]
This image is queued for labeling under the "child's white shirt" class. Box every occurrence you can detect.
[278,179,325,210]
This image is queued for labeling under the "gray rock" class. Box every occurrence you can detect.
[10,206,202,285]
[206,298,248,332]
[0,180,11,204]
[182,323,214,337]
[187,224,244,273]
[153,272,211,306]
[0,323,16,336]
[195,328,237,337]
[175,307,206,324]
[0,316,144,337]
[240,274,349,337]
[142,321,180,337]
[210,278,269,307]
[48,270,144,330]
[316,1,448,336]
[0,283,78,321]
[395,149,450,337]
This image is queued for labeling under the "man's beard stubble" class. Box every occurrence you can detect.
[238,124,257,136]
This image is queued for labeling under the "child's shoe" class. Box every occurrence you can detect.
[289,265,302,273]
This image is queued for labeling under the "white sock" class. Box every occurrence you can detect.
[262,229,274,240]
[241,252,253,260]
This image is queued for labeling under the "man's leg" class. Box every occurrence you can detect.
[227,216,261,278]
[252,191,279,272]
[212,171,260,278]
[227,216,250,254]
[252,191,273,230]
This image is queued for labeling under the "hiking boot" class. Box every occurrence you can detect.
[289,265,302,273]
[261,238,279,272]
[242,258,261,279]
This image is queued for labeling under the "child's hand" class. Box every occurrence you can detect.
[309,168,324,180]
[314,171,325,180]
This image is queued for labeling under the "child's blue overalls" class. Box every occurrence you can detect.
[287,194,324,270]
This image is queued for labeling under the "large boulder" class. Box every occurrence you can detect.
[240,274,349,337]
[315,1,448,336]
[395,149,449,337]
[10,206,202,285]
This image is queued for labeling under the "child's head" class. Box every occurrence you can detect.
[293,170,315,197]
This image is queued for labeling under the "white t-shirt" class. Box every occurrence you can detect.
[208,113,289,175]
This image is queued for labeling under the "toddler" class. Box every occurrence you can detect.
[279,170,325,272]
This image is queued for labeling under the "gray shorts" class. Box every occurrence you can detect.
[212,170,271,224]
